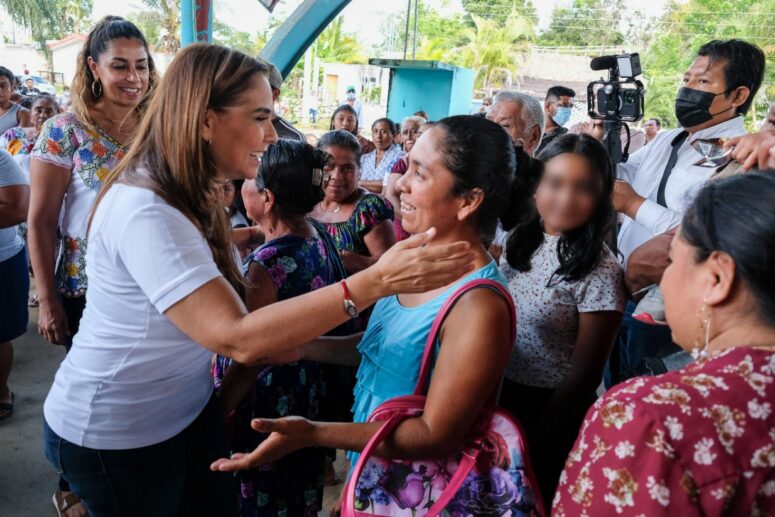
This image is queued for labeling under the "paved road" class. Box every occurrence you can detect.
[0,304,65,516]
[0,298,345,516]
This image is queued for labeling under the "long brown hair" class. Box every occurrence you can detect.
[72,16,158,131]
[92,45,269,291]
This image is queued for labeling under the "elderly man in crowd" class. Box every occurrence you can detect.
[486,90,544,157]
[486,90,545,260]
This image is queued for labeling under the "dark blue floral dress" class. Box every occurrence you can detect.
[213,221,354,516]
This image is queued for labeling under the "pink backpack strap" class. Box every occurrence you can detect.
[413,279,516,396]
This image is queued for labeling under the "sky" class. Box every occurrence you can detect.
[91,0,669,48]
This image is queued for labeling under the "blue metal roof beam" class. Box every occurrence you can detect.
[259,0,352,78]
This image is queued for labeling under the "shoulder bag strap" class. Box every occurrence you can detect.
[414,279,516,396]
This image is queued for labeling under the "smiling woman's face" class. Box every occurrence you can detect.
[395,128,462,236]
[88,38,151,108]
[321,144,360,203]
[205,74,277,181]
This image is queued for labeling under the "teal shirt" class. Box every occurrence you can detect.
[348,260,507,469]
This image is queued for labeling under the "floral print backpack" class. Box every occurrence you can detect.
[342,280,545,517]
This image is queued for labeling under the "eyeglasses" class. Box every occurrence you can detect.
[690,138,734,168]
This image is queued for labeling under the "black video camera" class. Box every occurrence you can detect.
[587,53,645,123]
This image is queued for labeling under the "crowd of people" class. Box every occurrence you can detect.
[1,15,775,517]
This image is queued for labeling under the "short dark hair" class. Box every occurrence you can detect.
[257,139,329,218]
[0,66,15,85]
[318,129,362,165]
[681,173,775,327]
[371,117,396,135]
[647,118,662,128]
[329,104,359,135]
[546,86,576,101]
[697,39,765,116]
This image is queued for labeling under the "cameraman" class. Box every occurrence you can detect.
[609,39,765,385]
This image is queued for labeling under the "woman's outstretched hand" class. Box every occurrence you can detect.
[210,417,315,472]
[368,228,475,298]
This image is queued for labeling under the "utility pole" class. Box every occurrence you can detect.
[403,0,411,59]
[412,0,419,59]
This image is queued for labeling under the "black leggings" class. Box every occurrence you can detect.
[499,379,596,511]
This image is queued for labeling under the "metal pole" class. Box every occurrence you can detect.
[412,0,418,59]
[403,0,411,60]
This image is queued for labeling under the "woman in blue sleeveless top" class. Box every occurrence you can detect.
[211,116,526,480]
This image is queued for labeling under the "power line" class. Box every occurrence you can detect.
[460,5,775,17]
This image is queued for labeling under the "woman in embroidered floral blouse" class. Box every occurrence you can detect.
[26,17,157,516]
[554,173,775,516]
[28,17,157,348]
[312,130,394,275]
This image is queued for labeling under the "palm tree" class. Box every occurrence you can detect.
[458,10,534,89]
[311,16,364,64]
[141,0,180,53]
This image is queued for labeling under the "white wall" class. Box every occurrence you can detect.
[0,45,48,77]
[51,43,83,86]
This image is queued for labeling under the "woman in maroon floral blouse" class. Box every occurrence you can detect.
[554,173,775,516]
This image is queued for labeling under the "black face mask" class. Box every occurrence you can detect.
[674,87,733,128]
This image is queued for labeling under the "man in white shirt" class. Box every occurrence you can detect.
[608,39,765,384]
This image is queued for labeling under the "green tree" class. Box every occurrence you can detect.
[213,19,269,56]
[57,0,92,34]
[140,0,180,53]
[0,0,92,41]
[640,0,775,127]
[538,0,626,47]
[461,0,536,26]
[372,1,468,58]
[311,16,365,64]
[458,11,534,89]
[0,0,57,40]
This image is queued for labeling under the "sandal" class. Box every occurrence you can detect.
[0,392,13,420]
[28,294,39,307]
[53,489,87,517]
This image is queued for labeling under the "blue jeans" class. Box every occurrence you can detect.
[605,300,676,387]
[43,394,237,516]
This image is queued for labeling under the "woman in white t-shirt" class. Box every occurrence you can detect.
[498,133,626,508]
[41,45,474,517]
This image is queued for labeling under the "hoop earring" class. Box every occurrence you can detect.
[691,303,712,361]
[91,79,103,99]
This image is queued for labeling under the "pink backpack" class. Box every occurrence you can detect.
[342,279,545,517]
